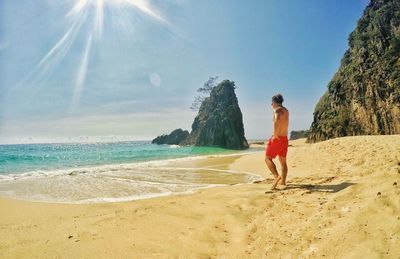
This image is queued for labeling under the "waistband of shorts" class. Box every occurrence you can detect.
[274,135,288,139]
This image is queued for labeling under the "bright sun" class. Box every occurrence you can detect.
[67,0,171,111]
[70,0,171,38]
[15,0,172,112]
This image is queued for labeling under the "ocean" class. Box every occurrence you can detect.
[0,141,262,203]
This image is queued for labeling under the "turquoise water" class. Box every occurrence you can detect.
[0,141,237,174]
[0,141,261,203]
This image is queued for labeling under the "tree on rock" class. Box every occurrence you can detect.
[190,76,219,111]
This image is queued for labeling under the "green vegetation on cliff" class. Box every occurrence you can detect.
[290,130,310,140]
[308,0,400,142]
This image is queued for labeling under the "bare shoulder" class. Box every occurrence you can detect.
[280,106,289,114]
[275,107,285,115]
[275,107,289,119]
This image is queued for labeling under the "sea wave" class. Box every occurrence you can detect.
[0,150,259,182]
[0,151,263,204]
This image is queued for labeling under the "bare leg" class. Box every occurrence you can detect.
[278,156,288,185]
[265,156,281,189]
[265,156,279,177]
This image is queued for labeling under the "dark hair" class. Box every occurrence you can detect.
[272,94,284,105]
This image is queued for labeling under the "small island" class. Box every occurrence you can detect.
[152,80,249,150]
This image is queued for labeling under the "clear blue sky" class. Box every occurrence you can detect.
[0,0,369,143]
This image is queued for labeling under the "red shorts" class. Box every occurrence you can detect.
[265,136,288,159]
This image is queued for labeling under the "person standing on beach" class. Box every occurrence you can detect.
[265,93,289,190]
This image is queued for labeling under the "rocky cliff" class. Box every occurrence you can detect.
[290,130,310,140]
[182,80,248,149]
[308,0,400,142]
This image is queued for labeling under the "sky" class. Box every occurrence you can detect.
[0,0,369,144]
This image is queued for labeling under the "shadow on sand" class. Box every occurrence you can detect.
[262,182,356,194]
[281,182,355,193]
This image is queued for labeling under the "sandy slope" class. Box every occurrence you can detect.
[0,135,399,258]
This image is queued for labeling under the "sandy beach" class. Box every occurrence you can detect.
[0,135,399,258]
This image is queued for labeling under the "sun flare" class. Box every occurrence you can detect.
[15,0,172,112]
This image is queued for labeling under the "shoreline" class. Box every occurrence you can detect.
[0,147,264,205]
[0,145,261,177]
[1,136,399,258]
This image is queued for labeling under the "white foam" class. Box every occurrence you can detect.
[0,149,264,204]
[0,149,259,182]
[168,144,180,148]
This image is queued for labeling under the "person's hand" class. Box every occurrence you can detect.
[271,135,279,141]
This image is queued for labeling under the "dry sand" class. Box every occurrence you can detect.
[0,135,399,258]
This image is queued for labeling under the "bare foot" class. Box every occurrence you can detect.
[276,184,287,190]
[271,175,282,190]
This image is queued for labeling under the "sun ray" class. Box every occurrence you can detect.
[11,8,87,91]
[94,0,104,39]
[125,0,172,27]
[67,0,90,17]
[70,34,93,112]
[13,0,175,111]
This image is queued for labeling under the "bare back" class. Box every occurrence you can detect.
[273,106,289,137]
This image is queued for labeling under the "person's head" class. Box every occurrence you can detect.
[271,93,284,109]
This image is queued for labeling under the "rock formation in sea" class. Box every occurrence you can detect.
[308,0,400,142]
[152,80,249,150]
[182,80,249,149]
[151,128,189,145]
